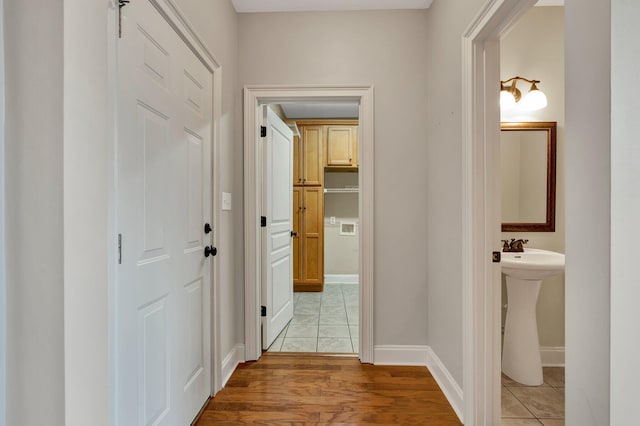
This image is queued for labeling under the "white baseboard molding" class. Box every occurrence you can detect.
[221,344,245,388]
[373,345,463,423]
[425,347,464,423]
[373,345,430,365]
[540,346,565,367]
[324,274,359,284]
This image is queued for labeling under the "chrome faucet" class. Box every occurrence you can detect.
[501,238,529,252]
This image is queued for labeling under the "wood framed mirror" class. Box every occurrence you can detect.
[501,121,557,232]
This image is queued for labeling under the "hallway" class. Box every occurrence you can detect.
[194,354,461,425]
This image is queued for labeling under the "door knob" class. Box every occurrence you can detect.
[204,245,217,257]
[291,231,298,238]
[204,223,212,234]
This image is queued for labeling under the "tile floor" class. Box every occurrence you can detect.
[502,367,565,426]
[267,283,358,354]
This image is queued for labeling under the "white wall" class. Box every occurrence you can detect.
[610,0,640,422]
[565,0,611,424]
[500,6,565,350]
[4,1,66,425]
[425,0,486,387]
[239,10,430,346]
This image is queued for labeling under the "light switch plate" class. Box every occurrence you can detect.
[222,192,232,211]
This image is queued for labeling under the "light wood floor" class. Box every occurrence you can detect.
[195,354,462,425]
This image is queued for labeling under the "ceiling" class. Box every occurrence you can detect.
[280,103,359,119]
[231,0,434,13]
[232,0,563,13]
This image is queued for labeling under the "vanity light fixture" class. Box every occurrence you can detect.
[500,76,548,111]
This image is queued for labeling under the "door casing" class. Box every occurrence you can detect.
[461,0,536,424]
[243,85,375,363]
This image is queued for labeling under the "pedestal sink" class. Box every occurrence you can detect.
[502,248,565,386]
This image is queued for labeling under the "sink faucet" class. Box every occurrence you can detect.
[501,238,529,252]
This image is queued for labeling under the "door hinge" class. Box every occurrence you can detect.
[118,0,130,39]
[492,251,501,263]
[260,126,267,137]
[261,306,267,317]
[118,233,122,264]
[261,216,267,227]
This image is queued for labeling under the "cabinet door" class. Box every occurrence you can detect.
[292,187,303,283]
[352,126,359,167]
[327,126,354,166]
[302,187,324,285]
[302,126,323,186]
[293,134,302,185]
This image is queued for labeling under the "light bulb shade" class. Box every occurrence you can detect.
[500,90,516,109]
[522,84,547,111]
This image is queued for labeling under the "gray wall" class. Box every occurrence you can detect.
[324,173,359,275]
[239,10,430,346]
[4,1,240,425]
[565,0,611,424]
[500,6,565,350]
[425,0,486,387]
[611,0,640,422]
[4,1,65,425]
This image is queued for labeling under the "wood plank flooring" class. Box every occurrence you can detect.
[195,354,462,425]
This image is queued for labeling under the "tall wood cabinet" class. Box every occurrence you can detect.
[292,120,358,292]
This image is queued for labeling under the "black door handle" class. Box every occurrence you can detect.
[204,246,217,257]
[204,223,212,234]
[291,231,298,238]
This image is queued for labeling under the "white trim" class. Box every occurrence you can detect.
[221,344,245,388]
[461,1,536,425]
[426,347,464,423]
[324,274,359,284]
[243,85,375,364]
[108,1,223,423]
[373,345,429,366]
[540,346,565,367]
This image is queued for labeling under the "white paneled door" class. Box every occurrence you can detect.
[116,1,213,424]
[262,107,294,349]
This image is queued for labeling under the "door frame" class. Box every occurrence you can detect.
[243,85,375,363]
[108,0,224,414]
[461,0,536,424]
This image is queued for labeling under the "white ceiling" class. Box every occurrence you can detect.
[231,0,434,13]
[280,103,359,119]
[232,0,563,13]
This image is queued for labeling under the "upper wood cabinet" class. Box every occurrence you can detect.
[327,126,358,167]
[294,125,323,186]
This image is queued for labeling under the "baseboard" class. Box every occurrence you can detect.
[425,347,464,423]
[373,345,430,366]
[221,344,245,387]
[373,345,463,423]
[540,346,565,367]
[324,274,359,284]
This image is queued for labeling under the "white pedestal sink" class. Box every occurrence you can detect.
[501,248,565,386]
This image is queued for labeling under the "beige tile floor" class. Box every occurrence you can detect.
[502,367,565,426]
[267,283,358,354]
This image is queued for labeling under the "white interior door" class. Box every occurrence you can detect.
[262,107,294,350]
[116,1,213,424]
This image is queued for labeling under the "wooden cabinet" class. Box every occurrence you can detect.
[327,126,358,168]
[294,125,323,186]
[293,186,324,292]
[291,120,358,292]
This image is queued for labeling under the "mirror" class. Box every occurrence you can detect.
[501,121,556,232]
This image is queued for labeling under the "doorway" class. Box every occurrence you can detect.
[265,104,361,354]
[243,85,374,364]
